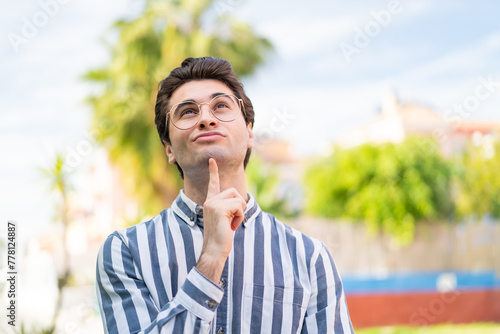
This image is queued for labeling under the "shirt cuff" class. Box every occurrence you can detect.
[175,267,225,322]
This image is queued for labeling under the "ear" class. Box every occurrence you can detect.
[163,140,177,164]
[246,123,254,149]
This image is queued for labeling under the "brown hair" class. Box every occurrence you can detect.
[154,57,255,178]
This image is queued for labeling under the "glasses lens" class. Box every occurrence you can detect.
[172,102,200,129]
[210,95,240,122]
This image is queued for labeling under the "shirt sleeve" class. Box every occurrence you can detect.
[96,234,224,334]
[302,244,354,333]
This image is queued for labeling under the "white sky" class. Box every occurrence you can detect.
[1,0,500,236]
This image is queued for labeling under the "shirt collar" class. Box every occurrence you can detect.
[172,189,260,228]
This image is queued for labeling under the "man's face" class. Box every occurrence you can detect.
[165,79,253,176]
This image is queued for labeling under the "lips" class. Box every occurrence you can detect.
[193,131,225,142]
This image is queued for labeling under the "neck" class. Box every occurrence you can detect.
[183,165,248,206]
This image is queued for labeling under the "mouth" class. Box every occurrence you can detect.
[193,131,225,142]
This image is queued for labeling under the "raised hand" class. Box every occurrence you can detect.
[195,158,246,283]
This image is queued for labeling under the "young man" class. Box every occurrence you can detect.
[96,57,354,333]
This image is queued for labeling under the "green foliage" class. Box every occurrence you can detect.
[356,323,500,334]
[39,151,72,224]
[39,152,71,199]
[304,138,454,244]
[455,137,500,219]
[246,155,298,219]
[20,324,55,334]
[84,0,272,216]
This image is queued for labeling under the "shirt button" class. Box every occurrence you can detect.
[198,208,203,216]
[220,279,226,288]
[190,216,194,221]
[207,300,216,309]
[217,328,224,334]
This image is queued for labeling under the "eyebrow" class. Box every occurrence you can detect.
[178,92,229,104]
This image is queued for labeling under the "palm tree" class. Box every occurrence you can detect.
[83,0,272,218]
[40,152,72,332]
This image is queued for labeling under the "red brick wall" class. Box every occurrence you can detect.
[346,289,500,328]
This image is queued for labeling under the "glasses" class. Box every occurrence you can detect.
[167,94,245,130]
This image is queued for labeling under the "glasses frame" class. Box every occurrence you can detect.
[166,94,246,130]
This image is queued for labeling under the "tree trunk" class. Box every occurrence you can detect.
[50,194,71,331]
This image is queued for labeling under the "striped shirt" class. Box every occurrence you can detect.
[96,190,354,333]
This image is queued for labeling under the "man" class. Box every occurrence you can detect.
[96,57,354,333]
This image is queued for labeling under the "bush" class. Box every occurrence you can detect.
[455,137,500,219]
[304,138,454,244]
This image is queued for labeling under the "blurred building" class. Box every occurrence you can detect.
[252,137,305,215]
[337,91,500,156]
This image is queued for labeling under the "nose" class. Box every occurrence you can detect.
[197,103,218,128]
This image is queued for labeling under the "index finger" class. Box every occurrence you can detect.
[207,158,220,198]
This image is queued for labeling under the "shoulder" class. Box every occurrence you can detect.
[100,208,172,249]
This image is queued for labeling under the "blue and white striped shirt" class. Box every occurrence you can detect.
[96,190,354,333]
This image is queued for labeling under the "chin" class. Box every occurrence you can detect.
[201,149,245,168]
[198,147,226,159]
[202,152,229,166]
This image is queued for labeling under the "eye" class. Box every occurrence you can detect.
[214,102,230,110]
[176,104,199,118]
[181,108,197,115]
